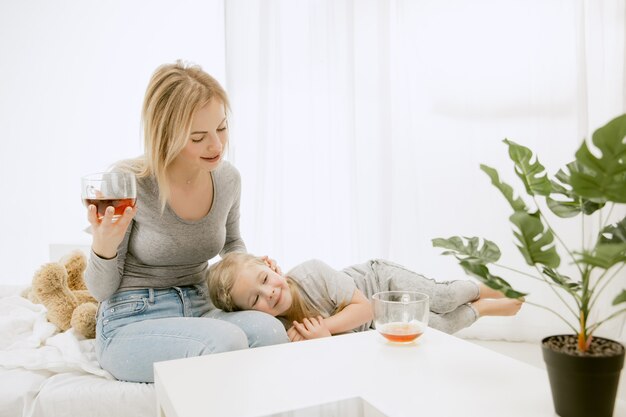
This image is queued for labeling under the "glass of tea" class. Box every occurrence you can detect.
[81,172,137,221]
[372,291,429,344]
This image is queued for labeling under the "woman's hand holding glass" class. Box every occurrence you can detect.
[82,172,137,259]
[87,204,137,259]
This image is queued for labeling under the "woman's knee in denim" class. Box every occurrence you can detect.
[245,312,289,347]
[211,327,249,353]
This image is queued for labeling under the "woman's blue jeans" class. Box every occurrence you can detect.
[95,285,288,383]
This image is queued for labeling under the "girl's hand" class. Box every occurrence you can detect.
[261,255,282,275]
[292,316,331,340]
[88,205,137,259]
[287,325,305,342]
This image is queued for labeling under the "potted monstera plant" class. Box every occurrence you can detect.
[433,114,626,417]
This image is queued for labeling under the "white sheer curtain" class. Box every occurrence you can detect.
[224,0,625,342]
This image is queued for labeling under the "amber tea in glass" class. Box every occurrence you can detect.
[81,172,136,221]
[372,291,429,344]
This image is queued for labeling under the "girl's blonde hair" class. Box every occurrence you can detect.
[207,253,322,323]
[120,60,230,210]
[208,252,265,313]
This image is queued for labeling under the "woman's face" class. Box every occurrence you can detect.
[176,99,228,172]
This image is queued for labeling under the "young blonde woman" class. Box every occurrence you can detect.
[208,253,524,341]
[84,61,288,383]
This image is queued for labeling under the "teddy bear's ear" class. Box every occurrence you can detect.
[60,251,88,291]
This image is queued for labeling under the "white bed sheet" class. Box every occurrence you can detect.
[26,372,154,417]
[0,286,154,417]
[0,368,52,417]
[0,368,155,417]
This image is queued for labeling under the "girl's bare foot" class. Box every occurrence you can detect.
[477,283,506,300]
[471,298,523,317]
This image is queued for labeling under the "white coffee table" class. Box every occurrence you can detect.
[154,329,626,417]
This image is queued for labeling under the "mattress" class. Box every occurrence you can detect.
[0,286,154,417]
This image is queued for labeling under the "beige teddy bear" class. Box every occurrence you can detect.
[22,250,98,339]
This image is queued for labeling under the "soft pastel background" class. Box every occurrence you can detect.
[1,0,624,343]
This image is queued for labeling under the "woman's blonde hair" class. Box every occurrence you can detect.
[207,253,323,323]
[120,60,230,210]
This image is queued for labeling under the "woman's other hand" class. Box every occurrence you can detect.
[88,205,137,259]
[261,255,282,275]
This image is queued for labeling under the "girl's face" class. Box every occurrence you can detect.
[175,99,228,172]
[230,262,293,317]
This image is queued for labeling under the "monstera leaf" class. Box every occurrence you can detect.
[577,216,626,269]
[600,216,626,244]
[614,290,626,306]
[459,260,527,299]
[570,114,626,203]
[547,162,605,218]
[504,139,552,197]
[510,211,560,268]
[577,244,626,270]
[542,267,581,291]
[480,165,528,212]
[432,236,501,264]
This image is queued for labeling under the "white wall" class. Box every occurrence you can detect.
[0,0,226,284]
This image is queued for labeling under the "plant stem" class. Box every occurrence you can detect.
[533,265,580,317]
[493,263,558,284]
[525,301,578,333]
[601,203,616,230]
[587,307,626,335]
[582,198,586,251]
[590,267,610,295]
[589,264,626,312]
[579,265,592,343]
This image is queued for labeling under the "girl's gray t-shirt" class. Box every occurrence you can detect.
[85,161,246,302]
[286,259,378,332]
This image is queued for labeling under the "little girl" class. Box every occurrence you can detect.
[207,253,523,341]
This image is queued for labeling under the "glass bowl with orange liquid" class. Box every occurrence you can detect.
[372,291,429,344]
[81,172,136,221]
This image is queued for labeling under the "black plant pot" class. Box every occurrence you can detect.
[542,335,625,417]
